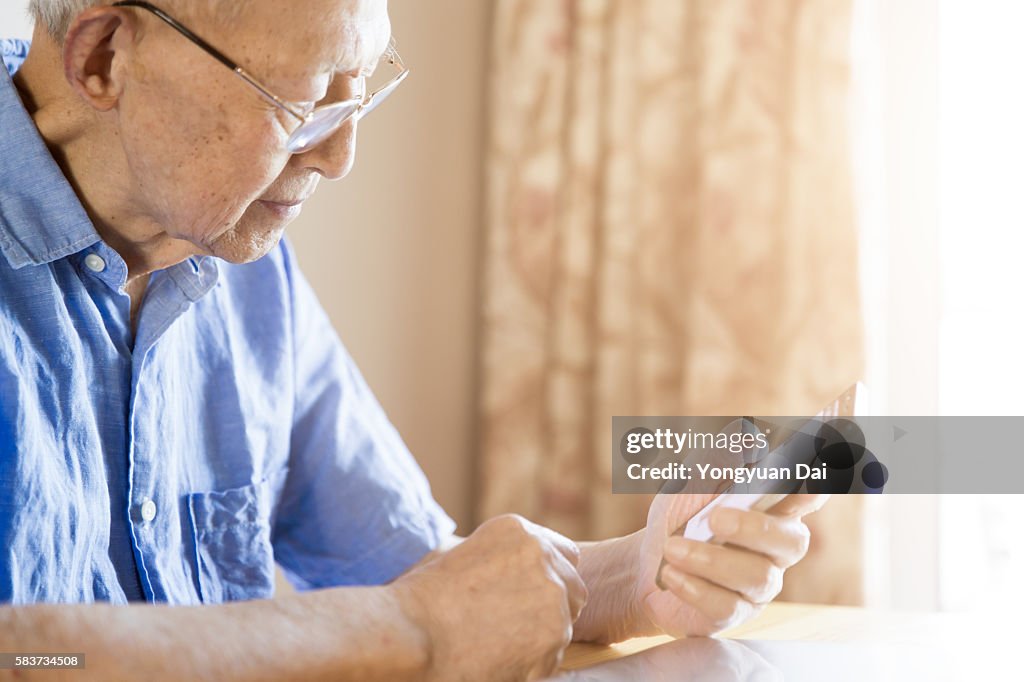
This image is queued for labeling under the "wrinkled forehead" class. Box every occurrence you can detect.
[301,0,392,73]
[192,0,392,81]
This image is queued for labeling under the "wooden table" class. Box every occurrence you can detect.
[557,602,1012,680]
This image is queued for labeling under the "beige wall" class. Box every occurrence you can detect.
[288,0,491,531]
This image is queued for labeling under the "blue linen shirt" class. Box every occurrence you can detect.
[0,40,454,605]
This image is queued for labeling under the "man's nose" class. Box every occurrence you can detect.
[297,118,358,180]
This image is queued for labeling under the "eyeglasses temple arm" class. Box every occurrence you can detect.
[111,1,308,121]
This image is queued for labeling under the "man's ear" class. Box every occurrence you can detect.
[62,7,138,111]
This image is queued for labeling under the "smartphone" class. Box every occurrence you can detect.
[654,382,866,590]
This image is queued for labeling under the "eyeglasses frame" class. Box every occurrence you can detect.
[110,1,408,151]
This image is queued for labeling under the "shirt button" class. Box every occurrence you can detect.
[84,253,106,273]
[140,498,157,522]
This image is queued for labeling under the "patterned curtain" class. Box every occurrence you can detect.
[478,0,864,602]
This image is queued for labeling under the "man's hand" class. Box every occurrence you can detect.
[392,514,587,682]
[633,493,829,637]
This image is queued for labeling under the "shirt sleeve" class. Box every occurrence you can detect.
[270,240,456,589]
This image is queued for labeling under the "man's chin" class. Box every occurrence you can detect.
[208,220,288,264]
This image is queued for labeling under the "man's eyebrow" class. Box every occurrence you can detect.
[338,32,394,78]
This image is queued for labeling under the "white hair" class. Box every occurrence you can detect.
[27,1,244,42]
[27,0,103,41]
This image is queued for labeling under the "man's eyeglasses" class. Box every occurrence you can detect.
[111,1,409,154]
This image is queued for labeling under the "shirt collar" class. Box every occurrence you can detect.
[0,41,102,270]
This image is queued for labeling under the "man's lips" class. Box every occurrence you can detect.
[257,198,307,218]
[261,198,307,207]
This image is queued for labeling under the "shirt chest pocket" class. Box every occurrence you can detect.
[186,470,287,604]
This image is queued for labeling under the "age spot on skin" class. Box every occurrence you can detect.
[131,60,148,81]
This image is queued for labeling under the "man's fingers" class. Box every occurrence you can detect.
[658,565,760,632]
[708,507,811,568]
[526,646,566,681]
[526,605,573,680]
[531,521,586,618]
[547,545,589,622]
[494,515,586,619]
[661,537,784,604]
[528,520,581,567]
[766,493,830,519]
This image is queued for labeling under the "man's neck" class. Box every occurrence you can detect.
[13,26,200,286]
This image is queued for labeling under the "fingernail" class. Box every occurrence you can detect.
[661,565,684,588]
[662,567,699,599]
[711,508,740,536]
[663,538,690,563]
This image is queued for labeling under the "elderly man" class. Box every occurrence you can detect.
[0,1,827,680]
